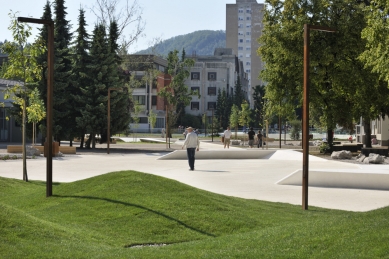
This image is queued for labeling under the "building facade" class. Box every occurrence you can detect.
[184,48,249,120]
[0,79,23,142]
[125,55,169,133]
[226,0,265,108]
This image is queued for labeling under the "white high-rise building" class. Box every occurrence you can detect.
[226,0,265,108]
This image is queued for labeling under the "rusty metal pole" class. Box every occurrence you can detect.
[18,17,55,197]
[107,89,111,154]
[303,24,310,210]
[302,24,336,210]
[47,21,54,197]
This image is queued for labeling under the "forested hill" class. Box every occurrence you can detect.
[136,30,226,57]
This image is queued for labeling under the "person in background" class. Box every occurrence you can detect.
[182,127,200,171]
[248,127,256,148]
[223,126,232,149]
[257,130,263,148]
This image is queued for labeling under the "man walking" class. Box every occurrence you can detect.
[223,126,232,149]
[248,127,256,148]
[182,127,200,171]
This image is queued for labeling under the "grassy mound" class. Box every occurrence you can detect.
[1,172,388,258]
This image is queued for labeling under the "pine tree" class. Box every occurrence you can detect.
[106,20,131,142]
[233,76,244,109]
[53,0,73,143]
[72,7,90,148]
[36,1,52,144]
[78,24,115,148]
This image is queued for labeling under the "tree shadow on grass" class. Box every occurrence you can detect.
[53,194,216,238]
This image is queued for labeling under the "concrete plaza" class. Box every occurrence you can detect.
[0,140,388,212]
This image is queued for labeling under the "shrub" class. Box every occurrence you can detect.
[289,120,301,140]
[319,143,331,154]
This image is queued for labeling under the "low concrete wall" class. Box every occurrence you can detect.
[158,149,277,160]
[276,169,389,190]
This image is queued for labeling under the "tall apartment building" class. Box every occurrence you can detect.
[185,48,249,120]
[226,0,265,108]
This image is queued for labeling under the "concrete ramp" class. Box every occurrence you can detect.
[158,149,277,160]
[277,169,389,190]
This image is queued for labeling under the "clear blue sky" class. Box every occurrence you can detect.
[0,0,255,53]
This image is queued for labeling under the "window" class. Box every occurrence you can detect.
[238,31,244,36]
[246,54,250,57]
[238,46,243,50]
[239,23,243,28]
[191,102,199,110]
[246,24,251,28]
[246,47,251,51]
[238,8,243,13]
[139,117,148,124]
[208,102,216,110]
[133,95,145,105]
[246,39,251,43]
[246,16,251,20]
[191,72,200,80]
[208,87,217,95]
[246,9,251,13]
[239,39,243,43]
[246,32,251,36]
[191,87,200,94]
[246,62,251,66]
[152,96,157,105]
[238,16,244,21]
[208,72,217,81]
[246,69,251,73]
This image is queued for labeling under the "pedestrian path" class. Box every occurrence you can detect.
[0,140,388,212]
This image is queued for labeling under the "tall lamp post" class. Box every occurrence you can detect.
[107,87,121,154]
[211,108,214,142]
[18,17,54,197]
[303,24,336,210]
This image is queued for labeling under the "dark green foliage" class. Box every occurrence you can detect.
[180,114,202,129]
[52,0,73,142]
[252,85,266,128]
[35,1,52,143]
[106,20,131,142]
[259,0,389,147]
[137,30,226,57]
[233,76,244,109]
[71,7,90,147]
[215,88,232,129]
[77,24,115,148]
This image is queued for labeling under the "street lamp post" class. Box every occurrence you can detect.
[211,108,214,142]
[18,17,54,197]
[303,24,336,210]
[107,87,121,154]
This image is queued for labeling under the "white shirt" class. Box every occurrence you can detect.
[183,132,200,149]
[224,130,232,139]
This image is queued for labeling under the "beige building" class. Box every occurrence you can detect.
[226,0,265,108]
[185,48,249,120]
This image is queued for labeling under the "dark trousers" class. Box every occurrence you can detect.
[186,148,196,170]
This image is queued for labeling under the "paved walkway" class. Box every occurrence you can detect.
[1,140,388,212]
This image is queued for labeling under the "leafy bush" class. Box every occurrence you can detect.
[319,143,331,154]
[289,120,301,140]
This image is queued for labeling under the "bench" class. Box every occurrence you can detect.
[7,145,76,154]
[332,143,363,153]
[361,147,389,157]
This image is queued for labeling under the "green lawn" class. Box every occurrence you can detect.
[1,171,388,258]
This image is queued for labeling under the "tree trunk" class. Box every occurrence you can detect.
[364,119,372,148]
[327,128,333,144]
[80,132,84,148]
[92,134,96,149]
[70,139,73,147]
